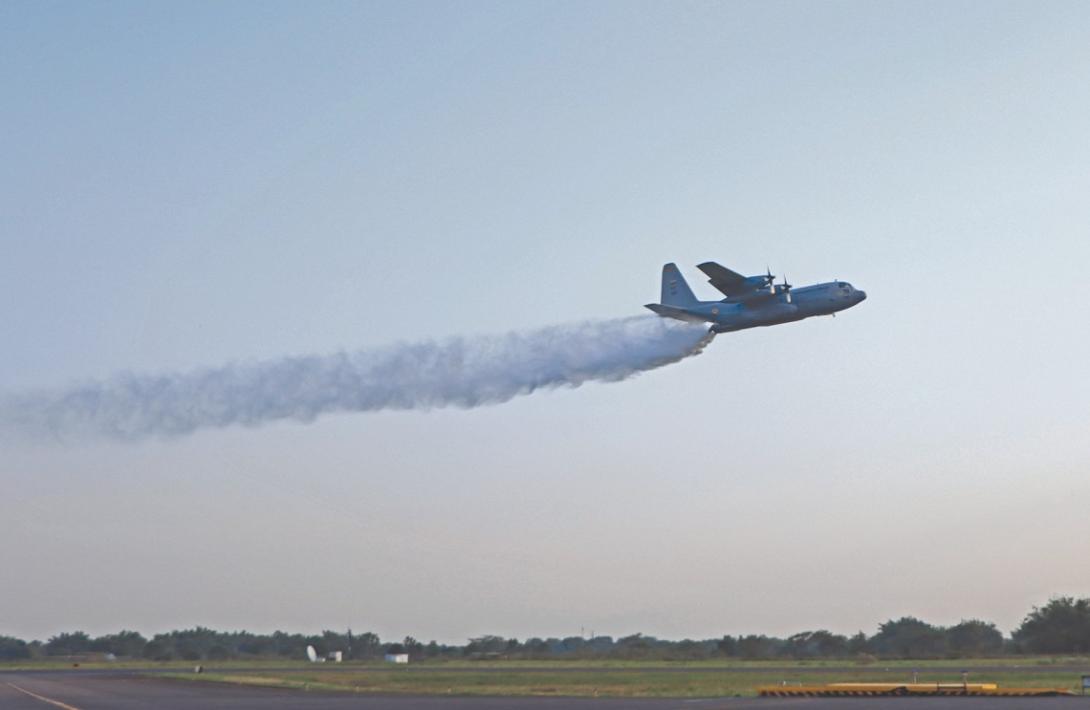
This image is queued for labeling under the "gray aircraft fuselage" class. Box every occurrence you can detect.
[684,281,865,333]
[645,263,866,333]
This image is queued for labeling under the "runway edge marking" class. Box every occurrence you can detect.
[6,682,84,710]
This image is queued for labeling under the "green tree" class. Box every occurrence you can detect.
[559,637,583,655]
[784,630,848,658]
[737,635,779,659]
[206,645,231,660]
[946,620,1004,656]
[404,636,425,659]
[465,635,507,656]
[1014,597,1090,653]
[870,618,946,658]
[847,631,869,655]
[154,627,224,660]
[142,638,174,661]
[352,632,382,659]
[0,636,30,660]
[91,631,147,658]
[672,639,711,660]
[45,632,92,656]
[320,630,350,653]
[523,638,549,657]
[614,633,653,659]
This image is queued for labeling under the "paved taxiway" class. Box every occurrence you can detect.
[1,672,1085,710]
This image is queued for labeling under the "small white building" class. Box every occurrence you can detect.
[384,653,409,664]
[327,651,343,663]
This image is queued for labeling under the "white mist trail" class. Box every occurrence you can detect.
[2,316,713,441]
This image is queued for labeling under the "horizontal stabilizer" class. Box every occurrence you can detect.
[644,303,707,323]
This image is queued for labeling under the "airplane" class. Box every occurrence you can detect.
[645,261,866,333]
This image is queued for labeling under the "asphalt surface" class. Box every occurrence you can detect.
[1,672,1088,710]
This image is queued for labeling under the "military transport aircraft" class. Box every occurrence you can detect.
[645,261,866,333]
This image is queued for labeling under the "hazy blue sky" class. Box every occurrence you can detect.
[3,0,1090,643]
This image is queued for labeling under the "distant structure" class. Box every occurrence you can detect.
[328,651,343,663]
[384,652,409,664]
[306,645,319,663]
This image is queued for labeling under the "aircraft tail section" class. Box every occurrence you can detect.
[644,302,705,323]
[660,263,698,307]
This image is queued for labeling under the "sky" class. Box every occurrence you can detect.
[3,0,1090,644]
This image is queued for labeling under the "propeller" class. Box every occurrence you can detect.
[766,266,776,293]
[780,275,793,303]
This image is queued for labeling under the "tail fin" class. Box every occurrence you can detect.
[660,263,698,306]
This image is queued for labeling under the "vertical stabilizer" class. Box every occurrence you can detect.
[660,263,698,306]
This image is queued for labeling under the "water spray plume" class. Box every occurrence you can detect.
[1,316,713,441]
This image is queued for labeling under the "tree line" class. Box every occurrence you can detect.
[3,597,1089,662]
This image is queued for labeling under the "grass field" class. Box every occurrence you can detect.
[140,658,1090,698]
[5,656,1089,697]
[6,655,1090,671]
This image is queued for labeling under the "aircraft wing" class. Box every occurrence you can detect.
[697,261,749,296]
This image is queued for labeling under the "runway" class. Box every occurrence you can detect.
[0,672,1084,710]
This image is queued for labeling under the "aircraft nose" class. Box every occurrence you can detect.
[857,290,867,301]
